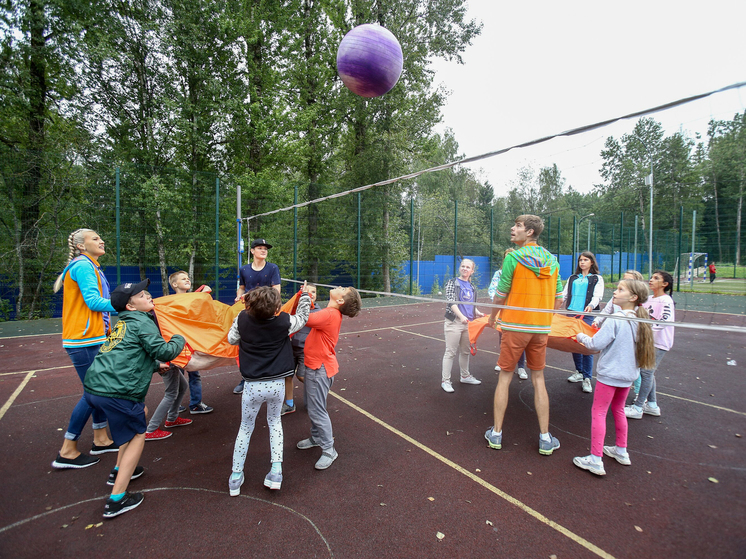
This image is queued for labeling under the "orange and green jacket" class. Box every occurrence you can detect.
[495,243,562,334]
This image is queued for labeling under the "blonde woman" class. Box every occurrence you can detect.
[51,229,117,469]
[441,259,484,392]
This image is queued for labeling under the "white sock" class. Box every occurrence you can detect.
[616,446,629,456]
[590,454,603,465]
[539,432,551,443]
[231,471,242,480]
[492,429,502,438]
[271,462,282,474]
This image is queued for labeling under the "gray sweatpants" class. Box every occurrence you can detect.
[147,365,188,432]
[304,364,335,451]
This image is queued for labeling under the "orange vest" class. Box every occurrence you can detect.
[500,263,559,334]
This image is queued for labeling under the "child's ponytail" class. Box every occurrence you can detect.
[635,306,656,370]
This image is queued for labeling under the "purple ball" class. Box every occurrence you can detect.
[336,24,403,98]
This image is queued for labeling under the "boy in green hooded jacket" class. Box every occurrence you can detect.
[84,279,185,519]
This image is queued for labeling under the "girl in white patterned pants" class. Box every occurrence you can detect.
[232,378,285,474]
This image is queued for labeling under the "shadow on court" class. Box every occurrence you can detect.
[0,303,744,558]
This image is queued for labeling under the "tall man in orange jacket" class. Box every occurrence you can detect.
[485,215,564,456]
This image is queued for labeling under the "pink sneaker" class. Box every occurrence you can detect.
[164,417,193,428]
[145,429,172,441]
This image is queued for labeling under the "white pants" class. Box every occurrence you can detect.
[232,378,284,472]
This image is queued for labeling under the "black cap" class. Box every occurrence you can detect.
[251,238,272,249]
[110,279,150,312]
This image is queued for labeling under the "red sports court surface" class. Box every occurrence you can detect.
[0,302,745,558]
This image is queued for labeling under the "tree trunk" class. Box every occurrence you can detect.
[155,208,169,296]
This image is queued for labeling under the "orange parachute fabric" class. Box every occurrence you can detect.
[468,314,599,356]
[153,292,244,369]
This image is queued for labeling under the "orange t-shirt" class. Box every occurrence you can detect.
[303,307,343,377]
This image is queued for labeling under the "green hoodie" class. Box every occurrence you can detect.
[84,310,185,402]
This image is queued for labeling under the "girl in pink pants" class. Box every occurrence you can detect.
[572,280,656,476]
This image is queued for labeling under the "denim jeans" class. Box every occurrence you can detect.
[64,345,108,440]
[572,315,595,379]
[187,370,202,407]
[633,348,667,407]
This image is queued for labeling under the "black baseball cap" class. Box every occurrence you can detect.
[110,279,150,312]
[251,238,272,249]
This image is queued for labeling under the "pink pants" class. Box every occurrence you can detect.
[591,381,630,457]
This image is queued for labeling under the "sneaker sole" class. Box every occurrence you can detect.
[163,422,192,428]
[51,457,101,469]
[264,479,282,490]
[190,409,213,414]
[281,409,296,416]
[643,409,661,417]
[103,496,144,518]
[297,440,320,450]
[603,447,631,466]
[90,446,119,455]
[145,433,173,441]
[485,438,502,450]
[572,457,606,476]
[539,442,560,456]
[567,378,583,383]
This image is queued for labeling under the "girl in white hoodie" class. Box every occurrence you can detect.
[572,280,656,476]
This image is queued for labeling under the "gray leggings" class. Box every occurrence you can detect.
[147,365,188,431]
[633,348,667,407]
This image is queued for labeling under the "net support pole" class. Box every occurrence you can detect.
[236,181,242,292]
[293,184,298,281]
[215,177,220,299]
[490,206,494,274]
[677,205,683,291]
[357,192,361,289]
[690,209,696,287]
[409,197,414,296]
[546,215,552,258]
[611,225,615,282]
[453,200,458,276]
[634,215,638,272]
[557,217,561,259]
[572,215,577,262]
[115,166,121,284]
[619,211,624,279]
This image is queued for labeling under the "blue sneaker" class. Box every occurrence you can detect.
[233,379,245,394]
[229,472,244,496]
[539,433,560,455]
[264,471,282,490]
[484,428,502,450]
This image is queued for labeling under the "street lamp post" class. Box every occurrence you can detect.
[629,133,654,278]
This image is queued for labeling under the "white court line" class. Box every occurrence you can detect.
[0,487,333,556]
[331,391,614,559]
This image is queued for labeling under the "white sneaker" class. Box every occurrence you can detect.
[567,372,583,383]
[603,446,631,466]
[494,364,501,371]
[516,368,528,380]
[642,403,661,416]
[573,455,606,476]
[460,375,481,385]
[582,378,593,393]
[625,405,643,419]
[441,381,454,393]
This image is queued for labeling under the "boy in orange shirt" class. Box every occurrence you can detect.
[295,286,362,470]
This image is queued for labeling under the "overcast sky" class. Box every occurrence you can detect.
[429,1,746,195]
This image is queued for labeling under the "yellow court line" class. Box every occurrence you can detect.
[0,371,35,421]
[330,390,614,559]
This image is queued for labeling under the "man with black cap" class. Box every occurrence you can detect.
[83,279,186,518]
[233,239,281,395]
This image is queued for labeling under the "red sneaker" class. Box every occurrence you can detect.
[145,429,172,441]
[164,417,193,428]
